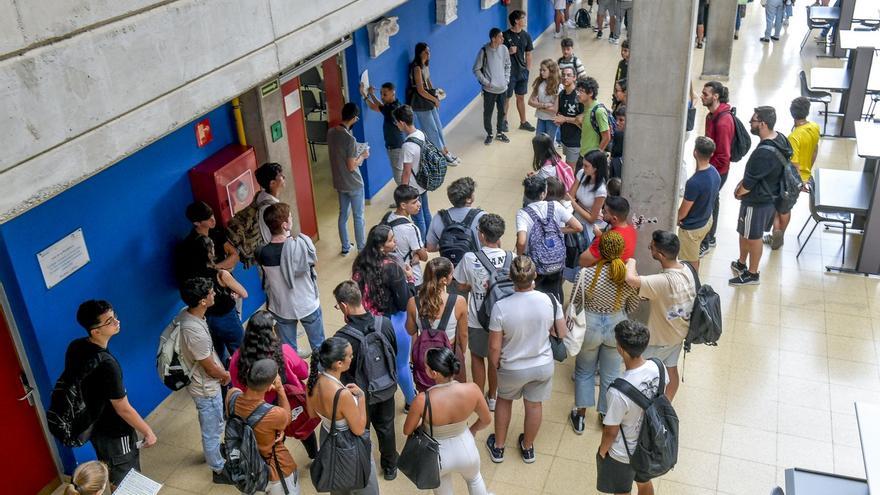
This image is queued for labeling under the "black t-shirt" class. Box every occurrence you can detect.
[503,29,533,73]
[558,88,584,147]
[615,59,628,83]
[256,241,283,267]
[175,228,229,285]
[191,267,237,316]
[611,129,625,158]
[64,338,132,438]
[334,314,398,390]
[379,100,405,149]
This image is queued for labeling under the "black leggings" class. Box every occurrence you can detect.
[535,271,564,305]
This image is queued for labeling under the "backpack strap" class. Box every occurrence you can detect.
[381,211,393,225]
[545,201,556,223]
[681,261,702,292]
[436,294,459,333]
[475,250,496,275]
[462,209,482,228]
[523,204,543,224]
[245,401,275,429]
[439,209,454,228]
[228,390,243,419]
[610,378,652,411]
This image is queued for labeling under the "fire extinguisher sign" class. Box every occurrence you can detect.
[195,118,213,148]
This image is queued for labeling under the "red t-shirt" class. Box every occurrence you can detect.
[589,224,638,261]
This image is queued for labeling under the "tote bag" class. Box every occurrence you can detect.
[310,388,372,492]
[398,389,442,489]
[563,270,589,356]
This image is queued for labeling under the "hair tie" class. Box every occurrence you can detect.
[72,482,81,494]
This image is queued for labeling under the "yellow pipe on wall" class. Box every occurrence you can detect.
[232,97,247,146]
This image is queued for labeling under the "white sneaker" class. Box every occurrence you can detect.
[565,19,578,29]
[486,394,497,412]
[553,31,563,39]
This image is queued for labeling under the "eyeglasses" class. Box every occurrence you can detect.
[91,315,119,330]
[749,118,761,124]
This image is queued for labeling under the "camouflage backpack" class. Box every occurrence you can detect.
[226,195,274,268]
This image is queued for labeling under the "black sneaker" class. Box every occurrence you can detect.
[340,243,355,257]
[730,260,748,275]
[486,433,505,463]
[383,467,398,481]
[212,469,234,485]
[518,433,535,464]
[484,134,493,145]
[760,37,770,43]
[596,30,603,39]
[496,133,510,143]
[569,410,585,435]
[699,244,711,258]
[519,121,536,132]
[771,35,780,41]
[729,271,760,286]
[708,237,717,247]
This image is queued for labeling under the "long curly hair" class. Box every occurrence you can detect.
[418,257,453,320]
[587,231,627,311]
[352,225,394,315]
[237,311,285,387]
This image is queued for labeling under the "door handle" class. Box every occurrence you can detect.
[17,386,33,401]
[18,372,34,404]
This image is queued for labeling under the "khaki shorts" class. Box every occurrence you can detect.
[678,218,713,262]
[497,362,555,402]
[644,342,683,368]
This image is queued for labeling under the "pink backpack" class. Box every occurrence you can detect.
[410,295,458,392]
[554,158,576,190]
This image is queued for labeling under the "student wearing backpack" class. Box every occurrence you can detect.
[517,175,583,302]
[473,28,511,146]
[577,77,612,156]
[486,256,567,464]
[426,177,484,265]
[558,38,587,80]
[328,103,370,256]
[227,358,301,495]
[331,282,400,482]
[452,214,508,412]
[394,104,437,242]
[529,133,574,189]
[730,106,789,286]
[405,257,468,391]
[553,67,585,165]
[229,311,318,459]
[382,185,428,286]
[624,231,696,401]
[580,195,637,267]
[699,81,735,256]
[597,320,667,495]
[257,203,325,355]
[62,300,156,485]
[226,162,284,267]
[177,277,234,485]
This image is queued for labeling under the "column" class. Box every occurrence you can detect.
[622,0,697,273]
[239,83,302,230]
[700,0,737,80]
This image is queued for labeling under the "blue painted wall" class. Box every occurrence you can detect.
[346,0,554,197]
[0,104,265,471]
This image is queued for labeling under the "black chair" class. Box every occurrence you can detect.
[305,120,328,161]
[801,5,832,52]
[301,89,325,119]
[800,70,833,135]
[797,179,853,261]
[300,67,324,91]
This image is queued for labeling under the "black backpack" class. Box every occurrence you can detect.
[438,209,481,266]
[475,251,515,329]
[575,8,592,28]
[380,211,411,229]
[718,108,752,162]
[225,392,284,495]
[610,358,679,480]
[760,144,803,213]
[47,352,110,447]
[338,316,397,405]
[681,262,723,353]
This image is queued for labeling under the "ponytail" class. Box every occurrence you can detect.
[65,461,109,495]
[418,257,453,320]
[307,353,320,396]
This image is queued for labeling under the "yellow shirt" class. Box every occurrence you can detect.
[788,122,820,182]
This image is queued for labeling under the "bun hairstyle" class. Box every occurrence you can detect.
[418,257,454,320]
[587,231,627,311]
[307,337,350,395]
[65,461,109,495]
[510,255,537,289]
[426,347,461,378]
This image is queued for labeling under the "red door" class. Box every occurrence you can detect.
[281,78,319,238]
[0,309,59,493]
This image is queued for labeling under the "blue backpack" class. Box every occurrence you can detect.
[590,103,617,142]
[524,202,566,274]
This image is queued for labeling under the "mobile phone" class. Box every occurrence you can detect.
[136,439,144,449]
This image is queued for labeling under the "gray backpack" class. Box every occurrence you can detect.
[475,251,514,329]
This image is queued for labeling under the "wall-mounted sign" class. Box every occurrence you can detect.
[261,80,280,97]
[195,118,213,147]
[284,89,301,117]
[37,229,90,289]
[271,121,283,142]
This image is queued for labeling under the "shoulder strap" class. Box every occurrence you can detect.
[328,387,344,435]
[436,294,458,332]
[339,323,365,342]
[245,401,276,428]
[439,209,453,227]
[523,204,542,223]
[422,389,435,437]
[475,250,496,274]
[381,211,393,225]
[228,390,243,419]
[462,208,481,227]
[610,378,652,411]
[546,293,560,337]
[650,357,667,397]
[546,201,555,221]
[680,261,702,292]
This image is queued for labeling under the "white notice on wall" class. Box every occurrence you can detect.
[36,228,90,289]
[284,89,301,117]
[113,469,162,495]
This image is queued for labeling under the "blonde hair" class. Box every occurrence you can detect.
[65,461,109,495]
[531,59,560,97]
[417,257,453,320]
[510,255,537,289]
[587,231,627,311]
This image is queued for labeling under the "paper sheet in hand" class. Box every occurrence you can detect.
[114,470,162,495]
[361,70,370,91]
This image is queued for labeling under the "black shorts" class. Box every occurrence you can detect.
[507,69,530,97]
[737,203,775,240]
[92,430,140,485]
[596,452,650,493]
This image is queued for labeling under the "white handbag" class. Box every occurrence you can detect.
[563,270,588,357]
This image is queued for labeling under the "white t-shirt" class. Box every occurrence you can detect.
[402,129,427,195]
[574,170,608,227]
[488,290,562,370]
[604,359,668,463]
[516,200,573,235]
[453,247,509,328]
[386,212,424,285]
[536,162,558,180]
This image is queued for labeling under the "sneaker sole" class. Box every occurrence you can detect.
[730,279,760,286]
[486,438,504,463]
[570,418,584,435]
[518,440,536,464]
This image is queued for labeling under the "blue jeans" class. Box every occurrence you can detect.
[783,1,793,20]
[536,119,560,144]
[764,0,784,38]
[338,189,366,252]
[192,393,225,472]
[736,4,742,30]
[414,108,447,151]
[390,311,416,405]
[206,309,244,363]
[273,307,325,352]
[409,192,432,243]
[574,310,626,414]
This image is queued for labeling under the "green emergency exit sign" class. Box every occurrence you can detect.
[271,121,283,142]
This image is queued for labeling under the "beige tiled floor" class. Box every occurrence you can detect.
[111,4,880,494]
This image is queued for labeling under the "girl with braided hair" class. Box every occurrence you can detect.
[229,310,318,457]
[568,231,641,435]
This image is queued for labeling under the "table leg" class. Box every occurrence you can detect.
[841,47,873,137]
[856,170,880,274]
[832,0,857,58]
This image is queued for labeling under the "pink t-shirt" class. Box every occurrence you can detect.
[229,344,309,403]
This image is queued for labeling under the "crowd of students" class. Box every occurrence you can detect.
[56,7,823,495]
